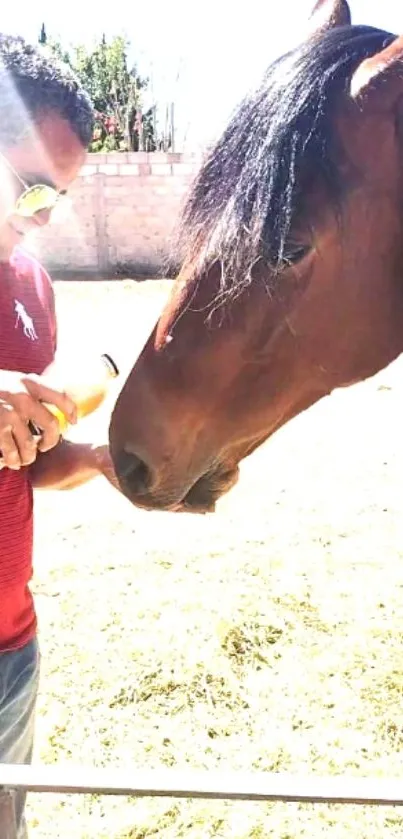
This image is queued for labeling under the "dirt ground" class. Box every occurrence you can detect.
[27,278,403,837]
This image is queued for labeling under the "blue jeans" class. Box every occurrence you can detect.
[0,638,40,838]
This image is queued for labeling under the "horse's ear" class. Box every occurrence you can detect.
[308,0,351,36]
[350,36,403,110]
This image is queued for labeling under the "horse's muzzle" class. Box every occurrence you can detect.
[111,447,239,514]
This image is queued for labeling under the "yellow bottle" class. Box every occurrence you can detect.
[30,353,119,438]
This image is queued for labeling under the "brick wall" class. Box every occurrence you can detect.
[30,152,202,277]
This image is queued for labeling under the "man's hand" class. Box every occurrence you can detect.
[29,441,122,492]
[0,370,77,470]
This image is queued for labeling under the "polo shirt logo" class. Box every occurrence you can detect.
[14,299,38,341]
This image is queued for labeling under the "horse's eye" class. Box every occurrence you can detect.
[280,243,311,267]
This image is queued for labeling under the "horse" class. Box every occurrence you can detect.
[109,0,403,514]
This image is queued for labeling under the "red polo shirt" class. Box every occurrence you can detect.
[0,247,56,652]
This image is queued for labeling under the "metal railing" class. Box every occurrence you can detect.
[1,765,403,838]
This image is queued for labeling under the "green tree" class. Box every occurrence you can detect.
[38,24,47,45]
[72,36,154,151]
[42,32,156,151]
[43,35,73,68]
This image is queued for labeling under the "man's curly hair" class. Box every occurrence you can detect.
[0,33,93,147]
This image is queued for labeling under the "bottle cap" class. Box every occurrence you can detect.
[101,354,119,378]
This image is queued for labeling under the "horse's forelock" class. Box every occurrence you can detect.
[173,24,397,306]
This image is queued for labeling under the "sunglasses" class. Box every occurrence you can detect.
[0,153,67,219]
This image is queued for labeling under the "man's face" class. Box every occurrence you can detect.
[0,112,86,259]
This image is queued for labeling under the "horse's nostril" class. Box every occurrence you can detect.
[114,449,151,496]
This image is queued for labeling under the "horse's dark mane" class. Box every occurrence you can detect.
[174,24,396,302]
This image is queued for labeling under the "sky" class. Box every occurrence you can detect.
[2,0,402,150]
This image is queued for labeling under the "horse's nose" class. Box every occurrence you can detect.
[113,448,152,497]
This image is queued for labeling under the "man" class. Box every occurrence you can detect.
[0,34,116,836]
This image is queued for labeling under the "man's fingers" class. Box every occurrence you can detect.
[27,401,63,453]
[14,423,39,465]
[23,376,77,425]
[0,371,79,466]
[0,426,23,469]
